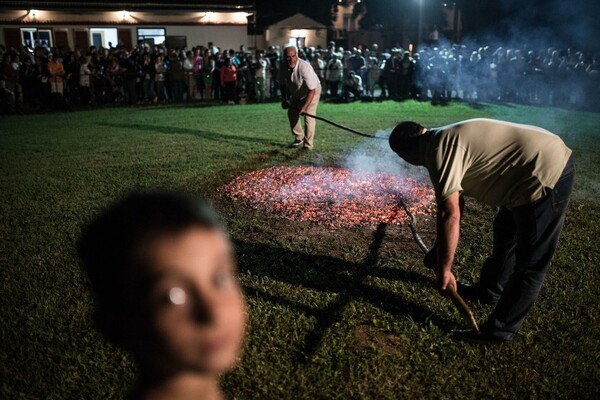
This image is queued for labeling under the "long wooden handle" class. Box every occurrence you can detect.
[447,285,480,333]
[400,198,480,333]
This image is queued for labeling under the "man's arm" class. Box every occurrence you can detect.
[435,191,463,293]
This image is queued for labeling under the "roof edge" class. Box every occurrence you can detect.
[0,1,255,12]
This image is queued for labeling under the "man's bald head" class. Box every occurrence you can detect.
[284,45,298,68]
[389,121,426,165]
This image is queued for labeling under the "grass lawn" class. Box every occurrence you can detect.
[1,100,599,399]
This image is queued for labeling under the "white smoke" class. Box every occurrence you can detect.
[343,128,427,182]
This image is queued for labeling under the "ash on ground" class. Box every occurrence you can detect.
[220,166,435,229]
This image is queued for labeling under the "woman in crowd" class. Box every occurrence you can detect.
[183,51,196,101]
[79,55,93,105]
[220,57,237,105]
[154,54,167,102]
[203,55,215,100]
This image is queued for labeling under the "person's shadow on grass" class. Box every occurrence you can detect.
[234,222,454,364]
[97,122,285,147]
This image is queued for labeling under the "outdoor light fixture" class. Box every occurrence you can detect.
[120,10,129,20]
[30,9,38,19]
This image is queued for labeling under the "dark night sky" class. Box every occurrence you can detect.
[458,0,600,51]
[254,0,335,25]
[255,0,600,52]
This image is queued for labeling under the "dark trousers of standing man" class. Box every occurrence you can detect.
[224,81,236,103]
[479,156,575,340]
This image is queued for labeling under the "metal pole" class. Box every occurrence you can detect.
[453,2,460,43]
[418,0,424,48]
[283,103,387,140]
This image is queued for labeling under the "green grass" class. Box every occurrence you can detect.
[1,100,599,399]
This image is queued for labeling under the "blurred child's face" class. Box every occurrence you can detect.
[141,227,246,375]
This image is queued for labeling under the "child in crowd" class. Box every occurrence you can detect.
[78,191,247,400]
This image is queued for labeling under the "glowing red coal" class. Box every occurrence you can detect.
[220,166,435,229]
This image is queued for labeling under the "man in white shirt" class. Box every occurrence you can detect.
[310,52,326,89]
[208,42,219,56]
[342,71,363,100]
[280,45,322,150]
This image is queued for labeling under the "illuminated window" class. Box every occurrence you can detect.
[137,28,166,45]
[90,28,118,48]
[21,28,53,48]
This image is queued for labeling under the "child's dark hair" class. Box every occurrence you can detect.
[77,190,222,346]
[389,121,425,153]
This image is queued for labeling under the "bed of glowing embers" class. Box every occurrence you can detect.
[220,166,436,229]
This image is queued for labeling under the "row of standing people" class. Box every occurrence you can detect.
[2,40,598,113]
[0,43,287,112]
[312,42,599,109]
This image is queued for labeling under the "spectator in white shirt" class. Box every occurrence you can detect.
[343,71,363,100]
[254,52,268,102]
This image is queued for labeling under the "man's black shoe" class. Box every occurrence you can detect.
[457,281,498,305]
[456,281,480,301]
[290,139,303,147]
[452,329,511,344]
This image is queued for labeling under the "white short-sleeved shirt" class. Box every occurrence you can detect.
[421,118,572,208]
[255,59,267,79]
[281,58,321,100]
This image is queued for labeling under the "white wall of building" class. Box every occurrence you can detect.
[0,10,251,25]
[266,28,327,49]
[1,24,251,50]
[165,25,249,50]
[0,9,252,50]
[247,34,267,51]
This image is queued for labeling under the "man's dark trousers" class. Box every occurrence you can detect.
[478,156,575,340]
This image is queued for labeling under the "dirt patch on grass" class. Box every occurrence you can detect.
[353,324,407,356]
[214,187,436,264]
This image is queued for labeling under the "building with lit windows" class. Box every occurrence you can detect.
[0,0,255,51]
[265,13,327,49]
[331,0,365,43]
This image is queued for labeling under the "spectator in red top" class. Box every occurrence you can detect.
[220,57,237,104]
[193,48,203,99]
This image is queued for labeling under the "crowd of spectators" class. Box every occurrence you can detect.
[1,38,598,114]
